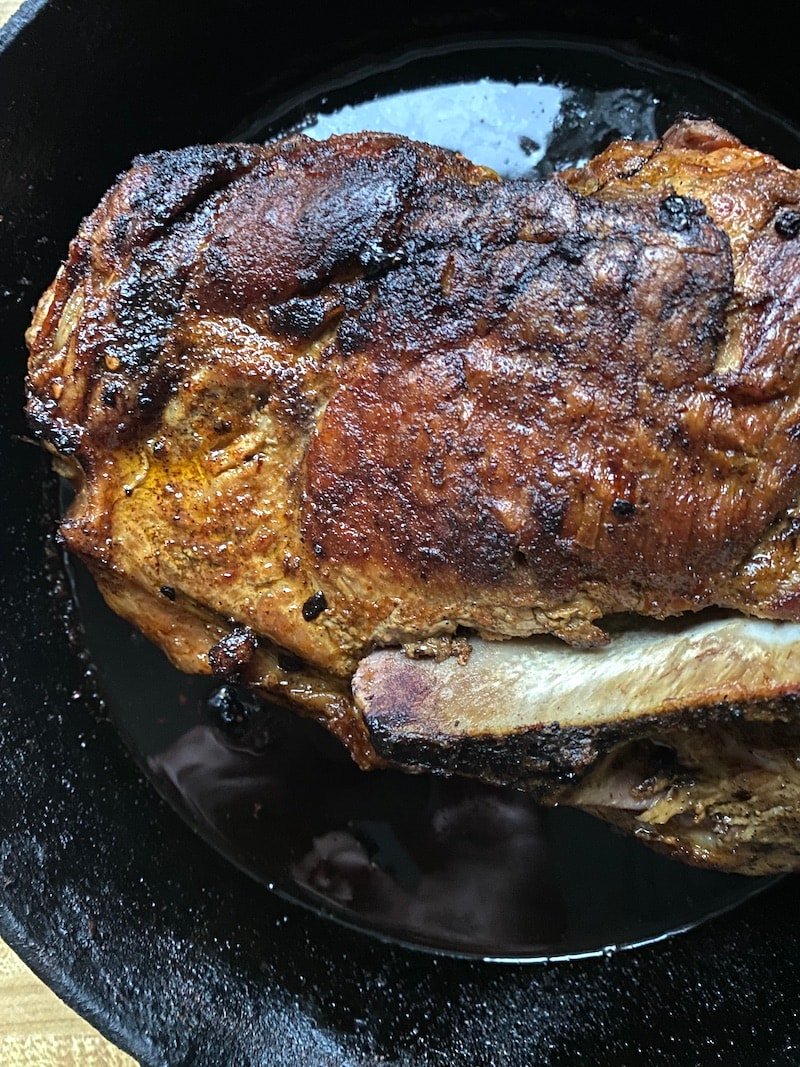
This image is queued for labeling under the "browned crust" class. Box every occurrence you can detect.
[25,122,800,680]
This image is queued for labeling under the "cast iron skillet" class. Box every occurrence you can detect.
[2,2,799,1063]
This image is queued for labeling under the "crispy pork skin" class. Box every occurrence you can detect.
[25,121,800,871]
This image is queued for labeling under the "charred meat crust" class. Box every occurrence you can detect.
[208,625,258,677]
[302,182,738,599]
[25,120,800,681]
[26,144,265,452]
[361,691,800,796]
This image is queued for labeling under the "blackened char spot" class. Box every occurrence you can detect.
[454,507,516,583]
[302,591,328,621]
[268,296,329,338]
[775,209,800,239]
[611,499,636,518]
[25,393,82,455]
[337,313,374,356]
[108,260,183,376]
[658,194,706,233]
[208,626,257,677]
[125,143,260,249]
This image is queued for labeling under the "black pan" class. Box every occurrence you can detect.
[2,1,800,1063]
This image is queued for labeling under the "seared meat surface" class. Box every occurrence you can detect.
[27,121,800,673]
[26,121,800,871]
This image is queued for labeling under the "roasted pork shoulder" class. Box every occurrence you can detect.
[26,120,800,872]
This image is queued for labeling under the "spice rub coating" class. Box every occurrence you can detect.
[26,121,800,681]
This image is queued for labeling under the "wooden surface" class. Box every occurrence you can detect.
[0,945,135,1065]
[1,1,135,1063]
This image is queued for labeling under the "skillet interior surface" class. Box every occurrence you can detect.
[2,1,800,1062]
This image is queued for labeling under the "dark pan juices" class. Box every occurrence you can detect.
[68,37,800,960]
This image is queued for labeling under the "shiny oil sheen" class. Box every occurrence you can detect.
[72,38,800,960]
